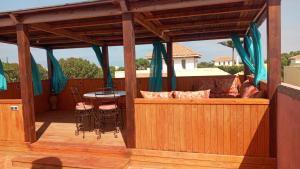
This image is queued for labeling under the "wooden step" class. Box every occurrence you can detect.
[0,141,30,152]
[30,141,129,158]
[12,153,130,169]
[128,149,277,169]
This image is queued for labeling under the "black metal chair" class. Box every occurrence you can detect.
[95,87,120,138]
[70,87,99,139]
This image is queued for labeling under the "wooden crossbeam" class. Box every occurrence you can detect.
[173,32,244,42]
[246,3,267,34]
[130,0,244,12]
[146,6,261,21]
[30,33,155,45]
[114,0,169,42]
[167,26,248,36]
[114,0,129,12]
[134,13,169,42]
[159,17,252,30]
[30,23,102,46]
[51,18,122,30]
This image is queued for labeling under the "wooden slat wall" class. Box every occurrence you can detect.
[54,75,242,110]
[0,100,25,142]
[0,75,245,111]
[135,98,270,157]
[0,81,50,113]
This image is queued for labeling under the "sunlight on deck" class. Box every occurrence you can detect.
[35,111,126,147]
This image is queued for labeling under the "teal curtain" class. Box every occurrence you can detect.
[30,54,43,96]
[231,34,255,74]
[244,35,255,64]
[0,59,7,91]
[160,42,176,90]
[92,45,113,88]
[149,41,163,91]
[231,22,267,86]
[250,23,267,86]
[46,49,68,94]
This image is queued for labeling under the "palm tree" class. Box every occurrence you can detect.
[218,40,236,65]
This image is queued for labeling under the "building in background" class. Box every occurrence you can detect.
[146,43,200,70]
[284,55,300,87]
[213,56,239,66]
[289,55,300,65]
[115,43,230,78]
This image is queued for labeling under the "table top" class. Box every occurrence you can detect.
[83,90,126,98]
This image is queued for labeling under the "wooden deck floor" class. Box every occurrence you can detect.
[0,110,129,169]
[35,110,126,147]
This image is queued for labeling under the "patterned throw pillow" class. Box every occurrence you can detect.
[215,76,241,96]
[241,85,260,98]
[140,91,174,99]
[174,90,210,99]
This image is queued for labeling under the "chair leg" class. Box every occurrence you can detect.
[75,111,80,136]
[114,109,119,138]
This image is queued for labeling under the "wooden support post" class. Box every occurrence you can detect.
[167,41,174,91]
[267,0,281,158]
[16,24,36,143]
[102,45,109,86]
[122,13,137,148]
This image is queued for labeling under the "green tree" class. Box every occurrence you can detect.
[109,66,116,78]
[59,57,101,79]
[197,62,215,68]
[218,65,244,75]
[136,58,150,70]
[3,63,19,82]
[3,63,48,82]
[37,64,48,80]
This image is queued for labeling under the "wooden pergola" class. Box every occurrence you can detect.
[0,0,281,150]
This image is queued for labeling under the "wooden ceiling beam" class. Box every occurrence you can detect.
[30,23,102,46]
[246,3,267,34]
[32,33,155,45]
[134,13,169,42]
[0,17,14,27]
[167,26,248,36]
[173,32,244,42]
[16,6,121,26]
[146,5,261,21]
[159,17,252,30]
[51,18,122,29]
[129,0,244,12]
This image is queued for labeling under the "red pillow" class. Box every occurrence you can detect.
[140,91,173,99]
[241,85,264,98]
[174,90,210,99]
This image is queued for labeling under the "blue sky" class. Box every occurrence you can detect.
[0,0,299,68]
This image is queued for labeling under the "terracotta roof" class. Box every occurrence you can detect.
[146,43,200,59]
[289,55,300,60]
[213,56,236,62]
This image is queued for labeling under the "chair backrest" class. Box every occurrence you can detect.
[96,87,118,105]
[70,86,83,104]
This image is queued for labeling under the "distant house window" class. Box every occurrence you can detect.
[181,59,186,69]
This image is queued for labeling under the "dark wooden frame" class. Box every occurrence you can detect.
[0,0,281,151]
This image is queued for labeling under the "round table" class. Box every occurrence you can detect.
[83,90,126,99]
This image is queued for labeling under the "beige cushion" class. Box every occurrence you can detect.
[99,104,118,110]
[174,90,210,99]
[140,91,173,99]
[76,102,94,110]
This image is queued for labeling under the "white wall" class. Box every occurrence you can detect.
[214,61,234,66]
[162,58,197,71]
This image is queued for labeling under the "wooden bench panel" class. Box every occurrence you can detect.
[134,98,270,157]
[0,99,25,142]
